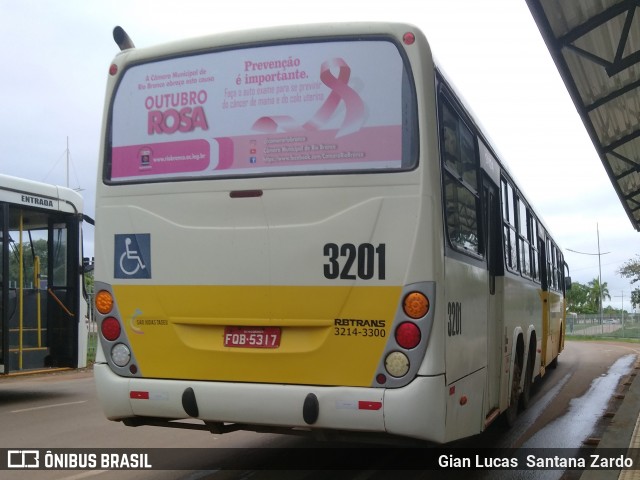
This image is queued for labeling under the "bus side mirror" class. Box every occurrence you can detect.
[83,257,95,273]
[565,276,572,291]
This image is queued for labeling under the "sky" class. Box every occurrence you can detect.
[1,0,638,311]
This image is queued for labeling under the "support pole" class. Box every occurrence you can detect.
[18,212,23,370]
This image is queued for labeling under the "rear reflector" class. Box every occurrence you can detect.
[358,401,382,411]
[130,391,149,400]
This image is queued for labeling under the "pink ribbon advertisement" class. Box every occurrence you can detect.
[110,40,406,182]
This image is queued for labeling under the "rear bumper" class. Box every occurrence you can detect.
[94,363,447,442]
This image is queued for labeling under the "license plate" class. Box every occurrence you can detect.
[223,326,281,348]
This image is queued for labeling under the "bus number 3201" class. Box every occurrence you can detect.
[447,301,462,336]
[323,243,386,280]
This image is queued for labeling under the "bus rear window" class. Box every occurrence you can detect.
[106,38,417,183]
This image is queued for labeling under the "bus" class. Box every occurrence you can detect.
[0,174,92,374]
[93,22,570,443]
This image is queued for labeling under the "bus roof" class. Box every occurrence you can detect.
[0,173,84,215]
[109,22,424,63]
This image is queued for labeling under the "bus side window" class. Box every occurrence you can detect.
[539,234,548,291]
[517,197,531,277]
[530,217,540,282]
[555,247,564,292]
[501,178,518,271]
[548,240,558,291]
[440,99,481,256]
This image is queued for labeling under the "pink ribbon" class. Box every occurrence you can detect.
[252,58,365,137]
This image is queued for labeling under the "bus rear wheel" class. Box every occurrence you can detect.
[504,360,521,427]
[520,354,535,411]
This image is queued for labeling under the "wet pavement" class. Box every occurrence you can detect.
[481,354,638,480]
[525,355,637,450]
[582,354,640,480]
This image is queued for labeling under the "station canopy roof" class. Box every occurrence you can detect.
[526,0,640,231]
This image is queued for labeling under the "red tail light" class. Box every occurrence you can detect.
[101,317,121,341]
[395,322,421,349]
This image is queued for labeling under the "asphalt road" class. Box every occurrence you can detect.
[0,340,638,480]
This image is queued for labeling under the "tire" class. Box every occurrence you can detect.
[520,354,534,411]
[503,360,521,427]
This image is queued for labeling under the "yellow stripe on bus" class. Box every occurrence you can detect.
[539,289,565,373]
[112,284,402,386]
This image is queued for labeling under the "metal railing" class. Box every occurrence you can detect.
[86,292,98,364]
[566,313,640,340]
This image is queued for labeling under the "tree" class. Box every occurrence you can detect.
[84,269,94,294]
[566,281,592,313]
[9,238,48,287]
[619,255,640,283]
[588,277,610,312]
[619,255,640,310]
[632,289,640,310]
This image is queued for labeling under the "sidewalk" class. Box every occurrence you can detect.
[581,359,640,480]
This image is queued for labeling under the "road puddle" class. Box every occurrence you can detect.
[488,354,638,480]
[523,354,636,449]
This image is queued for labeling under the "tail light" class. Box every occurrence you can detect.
[395,322,421,349]
[95,290,114,315]
[385,352,410,377]
[101,317,121,341]
[373,282,435,388]
[94,281,141,377]
[403,292,429,319]
[111,343,131,367]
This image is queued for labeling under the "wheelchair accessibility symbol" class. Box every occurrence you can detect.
[114,234,151,279]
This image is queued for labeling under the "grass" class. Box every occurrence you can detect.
[566,335,640,343]
[87,332,98,364]
[566,322,640,343]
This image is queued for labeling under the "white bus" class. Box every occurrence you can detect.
[0,174,92,374]
[93,22,569,443]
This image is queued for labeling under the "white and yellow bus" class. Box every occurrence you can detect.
[93,22,569,443]
[0,174,92,374]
